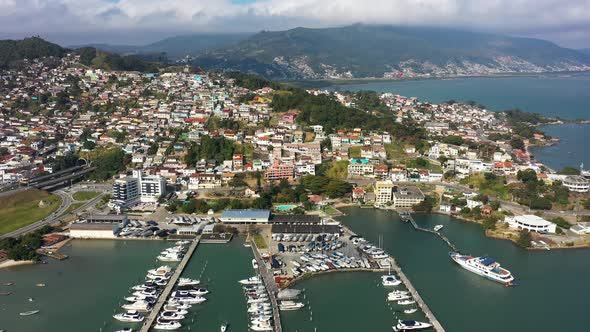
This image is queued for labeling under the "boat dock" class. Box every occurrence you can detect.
[250,240,283,332]
[390,258,446,332]
[402,212,458,252]
[139,237,200,332]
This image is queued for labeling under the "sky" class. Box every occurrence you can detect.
[0,0,588,48]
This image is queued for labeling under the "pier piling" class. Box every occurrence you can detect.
[140,237,200,332]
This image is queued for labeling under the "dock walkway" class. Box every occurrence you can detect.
[404,213,458,252]
[250,241,283,332]
[390,258,446,332]
[140,237,200,332]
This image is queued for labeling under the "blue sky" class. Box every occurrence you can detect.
[0,0,588,48]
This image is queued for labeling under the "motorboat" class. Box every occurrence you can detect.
[279,301,304,311]
[158,254,182,262]
[113,310,145,322]
[162,308,189,315]
[154,320,182,330]
[221,322,229,332]
[172,289,208,297]
[170,295,207,304]
[19,310,40,316]
[238,276,262,285]
[250,321,273,331]
[449,252,515,285]
[164,303,192,311]
[403,308,418,314]
[382,275,402,287]
[393,320,433,331]
[114,329,133,332]
[252,259,259,269]
[433,225,444,232]
[178,278,199,287]
[148,266,172,277]
[159,311,185,321]
[397,299,416,306]
[122,300,153,312]
[388,293,411,302]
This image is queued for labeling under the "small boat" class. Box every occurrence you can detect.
[19,310,40,316]
[35,283,45,287]
[113,310,145,322]
[279,301,305,311]
[238,276,262,285]
[382,275,402,287]
[393,319,432,331]
[220,322,229,332]
[403,308,418,314]
[28,297,34,302]
[0,292,12,296]
[3,282,14,286]
[433,225,444,232]
[154,320,182,330]
[114,329,133,332]
[252,259,259,270]
[397,299,416,305]
[178,278,200,287]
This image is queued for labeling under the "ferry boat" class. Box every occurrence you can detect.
[449,252,515,285]
[393,320,433,331]
[113,310,144,322]
[433,225,444,232]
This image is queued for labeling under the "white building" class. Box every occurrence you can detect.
[562,175,590,193]
[374,180,394,206]
[110,170,166,209]
[505,215,557,234]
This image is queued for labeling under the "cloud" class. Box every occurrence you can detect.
[0,0,588,47]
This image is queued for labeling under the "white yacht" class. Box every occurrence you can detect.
[122,300,152,312]
[433,225,444,232]
[159,311,185,321]
[403,308,418,314]
[113,311,144,322]
[279,301,305,311]
[162,308,188,316]
[388,293,411,302]
[154,320,182,330]
[393,320,433,331]
[382,275,402,287]
[178,278,199,286]
[397,299,416,306]
[250,320,273,331]
[220,322,229,332]
[170,295,207,304]
[158,253,182,262]
[148,266,172,277]
[239,276,262,285]
[164,303,191,311]
[449,252,515,285]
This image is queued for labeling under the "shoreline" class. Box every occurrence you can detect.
[0,259,35,270]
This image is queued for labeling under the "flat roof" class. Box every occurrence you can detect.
[84,214,128,222]
[271,215,321,224]
[221,209,270,220]
[70,223,118,231]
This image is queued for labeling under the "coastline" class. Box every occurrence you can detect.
[0,259,35,270]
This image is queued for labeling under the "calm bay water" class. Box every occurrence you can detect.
[2,213,589,332]
[327,76,590,171]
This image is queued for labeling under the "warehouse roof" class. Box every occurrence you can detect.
[221,209,270,220]
[271,214,321,224]
[271,224,340,234]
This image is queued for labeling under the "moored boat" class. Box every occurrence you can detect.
[393,319,433,331]
[19,310,40,316]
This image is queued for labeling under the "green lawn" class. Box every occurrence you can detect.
[0,189,62,235]
[323,205,342,216]
[72,191,100,201]
[252,233,268,249]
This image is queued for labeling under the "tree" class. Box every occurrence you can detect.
[559,166,580,175]
[182,200,196,214]
[516,230,532,248]
[510,137,525,150]
[442,135,464,146]
[517,169,537,183]
[412,195,436,213]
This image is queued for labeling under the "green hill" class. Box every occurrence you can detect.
[194,25,590,79]
[0,37,67,68]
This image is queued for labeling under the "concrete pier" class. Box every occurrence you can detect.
[250,241,283,332]
[140,237,200,332]
[390,258,446,332]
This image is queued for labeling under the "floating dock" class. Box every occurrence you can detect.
[390,258,446,332]
[250,241,283,332]
[403,212,458,252]
[140,237,200,332]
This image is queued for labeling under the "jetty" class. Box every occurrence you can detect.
[390,257,446,332]
[140,237,200,332]
[402,212,458,252]
[250,240,283,332]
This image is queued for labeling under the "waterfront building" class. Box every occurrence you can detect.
[392,186,425,208]
[110,170,166,209]
[220,209,271,224]
[265,160,294,182]
[374,180,395,206]
[505,215,557,233]
[69,214,128,239]
[562,175,590,193]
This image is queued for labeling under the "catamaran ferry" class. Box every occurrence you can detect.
[449,252,515,285]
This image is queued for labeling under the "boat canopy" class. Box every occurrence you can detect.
[481,258,496,266]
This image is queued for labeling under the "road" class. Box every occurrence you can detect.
[0,184,110,239]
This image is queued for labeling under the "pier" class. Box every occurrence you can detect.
[140,237,200,332]
[390,258,446,332]
[250,240,283,332]
[403,213,458,252]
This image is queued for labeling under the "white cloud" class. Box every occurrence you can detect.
[0,0,589,47]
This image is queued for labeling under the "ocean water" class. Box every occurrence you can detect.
[327,76,590,170]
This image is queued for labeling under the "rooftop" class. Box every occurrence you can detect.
[221,209,270,220]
